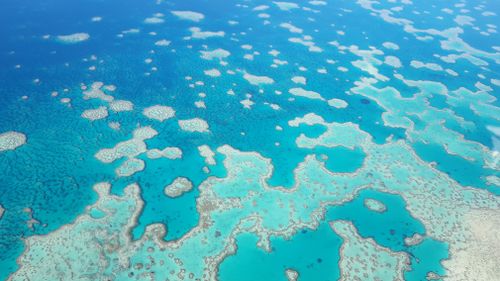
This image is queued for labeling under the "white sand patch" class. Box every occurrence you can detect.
[328,98,349,108]
[454,15,475,26]
[171,11,205,22]
[485,175,500,187]
[122,28,140,35]
[285,269,299,281]
[443,210,500,281]
[0,131,26,152]
[189,27,224,39]
[273,59,288,66]
[143,105,175,122]
[81,106,109,121]
[144,17,164,24]
[268,103,281,110]
[95,126,157,164]
[352,60,388,81]
[91,17,102,22]
[195,100,206,108]
[240,98,255,109]
[200,48,230,60]
[243,54,254,60]
[164,177,193,198]
[309,0,327,5]
[243,72,275,86]
[274,1,299,11]
[475,81,492,92]
[384,56,402,68]
[410,60,443,71]
[482,11,496,17]
[446,69,458,76]
[291,76,307,84]
[253,5,269,11]
[178,118,210,133]
[83,82,114,102]
[382,41,400,50]
[289,87,324,100]
[241,44,253,50]
[317,68,327,74]
[198,145,216,165]
[289,37,323,52]
[363,198,387,212]
[56,33,90,44]
[280,23,303,33]
[109,100,134,112]
[105,85,117,91]
[269,49,280,56]
[108,122,121,130]
[147,147,182,160]
[154,39,171,46]
[204,68,221,77]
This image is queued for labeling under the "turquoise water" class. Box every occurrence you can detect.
[1,0,499,280]
[325,189,449,280]
[219,224,342,281]
[220,189,449,280]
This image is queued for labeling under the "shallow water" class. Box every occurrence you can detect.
[1,0,499,280]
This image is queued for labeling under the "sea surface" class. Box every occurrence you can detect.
[0,0,499,280]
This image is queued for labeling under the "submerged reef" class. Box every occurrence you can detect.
[0,132,26,152]
[2,0,500,280]
[9,124,500,279]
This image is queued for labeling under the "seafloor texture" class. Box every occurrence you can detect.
[0,0,499,280]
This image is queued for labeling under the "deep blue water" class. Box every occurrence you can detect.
[1,0,499,279]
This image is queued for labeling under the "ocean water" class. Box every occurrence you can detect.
[0,0,499,280]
